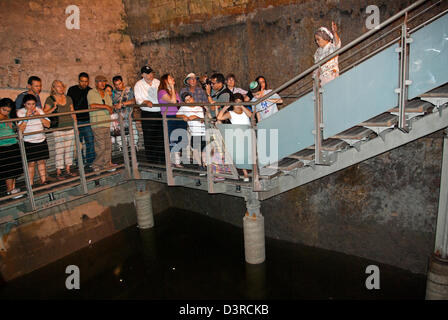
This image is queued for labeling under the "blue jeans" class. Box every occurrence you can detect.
[78,121,95,166]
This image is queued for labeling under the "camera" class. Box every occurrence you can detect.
[200,76,212,90]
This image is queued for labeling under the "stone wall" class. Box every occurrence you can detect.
[124,0,415,90]
[0,0,137,93]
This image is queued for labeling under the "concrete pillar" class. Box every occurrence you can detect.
[134,190,154,229]
[426,255,448,300]
[434,129,448,260]
[426,130,448,299]
[243,194,265,264]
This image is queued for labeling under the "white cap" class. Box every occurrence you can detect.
[184,73,198,85]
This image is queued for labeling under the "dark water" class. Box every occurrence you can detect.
[0,208,426,300]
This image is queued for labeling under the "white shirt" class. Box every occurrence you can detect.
[17,107,49,143]
[229,110,250,125]
[177,106,205,136]
[314,39,341,86]
[252,90,281,121]
[134,78,160,112]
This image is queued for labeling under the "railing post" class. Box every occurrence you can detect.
[128,110,140,179]
[162,109,175,185]
[313,68,324,165]
[17,129,36,211]
[398,16,412,132]
[204,108,216,192]
[72,120,89,195]
[250,112,262,191]
[118,111,132,179]
[435,128,448,259]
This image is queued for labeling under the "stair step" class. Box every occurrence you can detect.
[388,99,434,113]
[307,138,349,151]
[259,167,282,178]
[289,148,315,161]
[420,83,448,98]
[360,112,398,127]
[267,157,303,171]
[332,126,375,140]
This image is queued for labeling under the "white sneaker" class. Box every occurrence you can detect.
[7,188,23,199]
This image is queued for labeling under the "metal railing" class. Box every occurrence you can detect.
[0,108,132,211]
[0,0,445,208]
[124,0,446,191]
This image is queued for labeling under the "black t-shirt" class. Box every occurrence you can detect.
[67,85,91,122]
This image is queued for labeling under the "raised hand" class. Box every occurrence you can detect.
[332,21,337,34]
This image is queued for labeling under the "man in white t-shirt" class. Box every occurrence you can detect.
[134,66,163,164]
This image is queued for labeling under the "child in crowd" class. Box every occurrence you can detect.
[314,21,341,86]
[217,93,251,182]
[17,94,51,186]
[0,98,23,198]
[217,93,251,125]
[250,76,283,122]
[176,92,207,175]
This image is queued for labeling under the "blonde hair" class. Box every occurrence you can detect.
[50,80,66,96]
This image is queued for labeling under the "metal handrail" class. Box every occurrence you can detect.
[1,0,444,208]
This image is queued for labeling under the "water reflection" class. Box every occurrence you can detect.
[0,208,426,299]
[244,262,267,299]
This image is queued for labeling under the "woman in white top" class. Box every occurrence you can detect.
[217,93,252,182]
[17,94,50,186]
[217,93,252,125]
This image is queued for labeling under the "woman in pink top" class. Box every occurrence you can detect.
[158,74,187,167]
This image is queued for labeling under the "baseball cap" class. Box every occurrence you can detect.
[184,73,199,85]
[95,75,107,82]
[141,66,153,74]
[249,81,260,92]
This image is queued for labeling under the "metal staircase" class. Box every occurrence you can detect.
[213,0,448,200]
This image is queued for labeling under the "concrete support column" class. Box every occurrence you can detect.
[426,255,448,300]
[434,129,448,259]
[243,193,265,264]
[426,129,448,299]
[134,183,154,229]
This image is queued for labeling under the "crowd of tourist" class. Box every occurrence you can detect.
[0,22,341,197]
